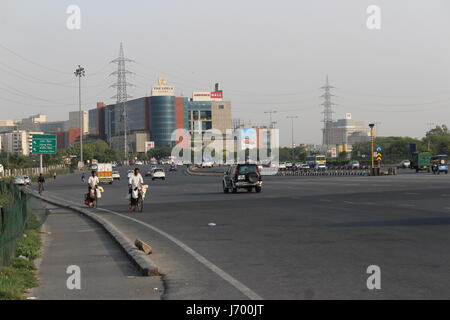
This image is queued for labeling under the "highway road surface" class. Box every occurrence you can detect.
[38,166,450,299]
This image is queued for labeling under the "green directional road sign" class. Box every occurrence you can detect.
[31,134,57,154]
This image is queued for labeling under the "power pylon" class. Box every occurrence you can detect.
[110,42,134,160]
[320,75,335,150]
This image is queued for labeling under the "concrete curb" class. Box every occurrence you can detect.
[25,189,161,277]
[185,166,223,176]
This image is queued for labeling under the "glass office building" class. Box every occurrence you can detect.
[184,100,213,134]
[149,96,176,147]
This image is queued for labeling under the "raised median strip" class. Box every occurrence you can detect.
[24,189,161,277]
[186,165,223,176]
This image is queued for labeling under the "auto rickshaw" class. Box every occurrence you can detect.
[431,154,449,175]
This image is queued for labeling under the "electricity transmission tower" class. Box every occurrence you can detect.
[110,42,134,160]
[320,75,335,151]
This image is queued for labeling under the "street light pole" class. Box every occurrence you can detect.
[74,65,85,166]
[427,122,436,152]
[369,123,375,172]
[287,116,298,162]
[264,110,277,128]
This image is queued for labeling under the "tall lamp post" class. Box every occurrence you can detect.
[75,65,85,166]
[264,110,277,128]
[369,123,375,171]
[287,116,298,162]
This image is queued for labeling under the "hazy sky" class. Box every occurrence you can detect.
[0,0,449,146]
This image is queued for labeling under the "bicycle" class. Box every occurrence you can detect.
[133,189,143,212]
[129,188,144,212]
[38,182,44,195]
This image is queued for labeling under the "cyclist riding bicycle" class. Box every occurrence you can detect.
[128,167,144,211]
[38,173,45,195]
[87,170,99,208]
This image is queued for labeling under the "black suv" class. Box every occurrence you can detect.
[223,164,262,193]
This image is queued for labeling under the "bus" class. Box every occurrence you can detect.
[306,155,327,168]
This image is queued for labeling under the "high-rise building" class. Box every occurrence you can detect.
[0,130,43,156]
[328,113,370,152]
[68,111,89,134]
[88,80,232,150]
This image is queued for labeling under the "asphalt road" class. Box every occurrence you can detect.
[38,166,450,299]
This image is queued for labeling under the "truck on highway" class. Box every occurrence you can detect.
[97,163,113,184]
[410,152,432,173]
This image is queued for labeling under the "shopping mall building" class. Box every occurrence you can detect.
[88,79,232,152]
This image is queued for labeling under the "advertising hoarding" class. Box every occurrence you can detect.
[240,128,257,150]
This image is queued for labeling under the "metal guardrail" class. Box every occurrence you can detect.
[274,168,371,176]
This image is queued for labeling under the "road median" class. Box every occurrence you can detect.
[186,165,224,176]
[24,189,161,277]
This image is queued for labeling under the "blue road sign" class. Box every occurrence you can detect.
[376,146,382,153]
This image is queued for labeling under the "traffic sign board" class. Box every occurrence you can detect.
[31,134,57,154]
[376,146,382,152]
[376,152,382,161]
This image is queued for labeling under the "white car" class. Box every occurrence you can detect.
[278,162,287,170]
[399,160,411,168]
[350,161,360,169]
[201,161,213,168]
[317,164,327,170]
[127,170,134,178]
[112,171,121,180]
[151,168,166,180]
[14,176,28,186]
[300,163,310,170]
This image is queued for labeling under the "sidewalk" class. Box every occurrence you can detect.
[29,199,163,300]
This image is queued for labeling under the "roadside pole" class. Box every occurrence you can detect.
[40,154,43,174]
[369,123,375,175]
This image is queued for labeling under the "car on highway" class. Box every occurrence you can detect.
[300,163,310,170]
[127,170,134,178]
[150,168,166,180]
[112,171,121,180]
[169,164,177,171]
[399,159,411,168]
[201,161,213,168]
[317,163,327,170]
[13,175,29,186]
[223,163,262,193]
[278,162,287,170]
[350,161,360,169]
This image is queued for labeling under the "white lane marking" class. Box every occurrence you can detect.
[343,201,355,204]
[45,193,263,300]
